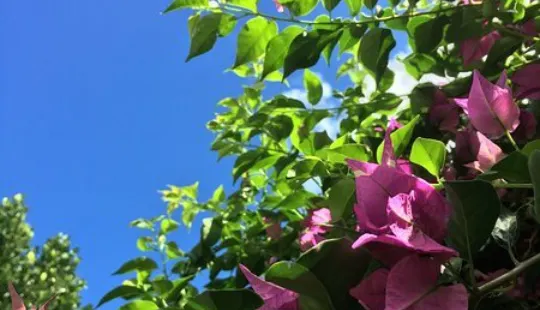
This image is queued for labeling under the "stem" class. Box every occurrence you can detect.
[319,223,359,234]
[477,252,540,294]
[505,130,520,151]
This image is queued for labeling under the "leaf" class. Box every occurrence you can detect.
[403,54,437,80]
[304,69,323,105]
[163,0,208,13]
[234,17,278,68]
[119,300,159,310]
[345,0,362,16]
[322,0,341,11]
[218,14,237,37]
[298,239,372,310]
[160,218,180,234]
[226,0,258,12]
[489,151,530,183]
[445,180,501,259]
[136,237,153,252]
[281,0,319,16]
[376,115,420,163]
[529,150,540,222]
[186,13,222,62]
[492,207,518,250]
[261,26,304,79]
[328,179,356,221]
[522,139,540,156]
[284,29,343,79]
[359,28,396,86]
[483,36,522,77]
[201,217,223,246]
[113,257,158,275]
[265,261,335,310]
[166,275,196,303]
[184,289,263,310]
[364,0,378,9]
[312,15,341,64]
[407,15,447,53]
[97,285,144,307]
[338,24,367,56]
[165,241,185,259]
[410,137,446,178]
[316,144,370,163]
[211,185,226,204]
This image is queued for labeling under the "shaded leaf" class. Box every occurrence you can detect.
[184,289,263,310]
[327,179,355,221]
[113,257,158,275]
[529,150,540,222]
[234,17,278,68]
[359,28,396,86]
[97,285,143,307]
[261,26,304,79]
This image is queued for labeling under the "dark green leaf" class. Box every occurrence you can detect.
[403,54,437,80]
[445,180,501,259]
[112,257,158,275]
[483,36,522,76]
[410,137,446,178]
[201,217,224,247]
[522,139,540,156]
[338,24,367,55]
[345,0,362,16]
[364,0,378,9]
[376,115,420,163]
[489,151,531,183]
[186,13,222,61]
[407,16,447,53]
[97,285,143,307]
[284,29,343,78]
[184,289,263,310]
[322,0,341,11]
[359,28,396,86]
[529,150,540,222]
[327,179,355,221]
[265,261,334,310]
[261,26,304,79]
[304,69,323,105]
[234,17,278,68]
[163,0,209,13]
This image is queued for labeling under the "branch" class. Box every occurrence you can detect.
[477,252,540,294]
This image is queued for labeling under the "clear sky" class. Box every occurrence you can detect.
[0,1,410,308]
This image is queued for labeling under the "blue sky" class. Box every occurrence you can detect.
[0,0,418,308]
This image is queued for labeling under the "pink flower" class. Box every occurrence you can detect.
[239,264,299,310]
[350,255,468,310]
[428,90,461,133]
[456,70,520,139]
[347,160,455,265]
[455,127,505,172]
[8,282,54,310]
[513,109,537,142]
[512,64,540,100]
[460,31,500,66]
[272,0,284,12]
[263,217,282,240]
[299,208,331,251]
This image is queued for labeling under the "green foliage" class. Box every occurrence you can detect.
[410,137,446,179]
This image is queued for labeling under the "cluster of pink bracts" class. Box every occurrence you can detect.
[7,282,54,310]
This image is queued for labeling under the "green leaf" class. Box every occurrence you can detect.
[345,0,362,15]
[522,139,540,156]
[328,179,356,221]
[529,150,540,223]
[160,218,180,234]
[183,182,199,199]
[492,207,518,250]
[316,144,370,163]
[359,28,396,86]
[403,53,437,80]
[376,115,420,163]
[483,36,522,76]
[265,261,335,310]
[281,0,319,16]
[226,0,258,12]
[407,16,447,53]
[184,289,263,310]
[304,69,323,105]
[163,0,208,13]
[322,0,341,11]
[410,137,446,178]
[186,13,222,62]
[298,239,372,310]
[211,185,226,204]
[488,151,530,183]
[130,218,154,230]
[97,285,143,307]
[445,180,501,259]
[218,14,238,37]
[284,29,343,78]
[364,0,378,9]
[119,300,159,310]
[182,201,200,228]
[113,257,158,275]
[338,24,367,55]
[165,241,185,259]
[201,217,224,246]
[136,237,153,252]
[261,26,304,79]
[234,17,278,68]
[165,275,195,302]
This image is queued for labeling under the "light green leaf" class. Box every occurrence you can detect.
[218,14,238,37]
[529,150,540,223]
[183,182,199,199]
[410,137,446,178]
[328,179,355,221]
[359,28,396,86]
[163,0,208,13]
[234,17,278,68]
[186,13,222,61]
[316,144,369,163]
[160,218,180,234]
[211,185,226,204]
[345,0,362,15]
[136,237,153,252]
[97,285,143,307]
[376,115,420,163]
[445,180,501,259]
[226,0,258,12]
[304,69,323,105]
[119,300,159,310]
[112,257,158,275]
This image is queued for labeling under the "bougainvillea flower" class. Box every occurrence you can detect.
[513,64,540,100]
[350,255,468,310]
[455,128,505,172]
[8,282,54,310]
[239,264,299,310]
[460,31,500,66]
[457,70,519,138]
[263,217,282,240]
[428,90,461,133]
[272,0,284,12]
[513,109,537,142]
[299,208,331,251]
